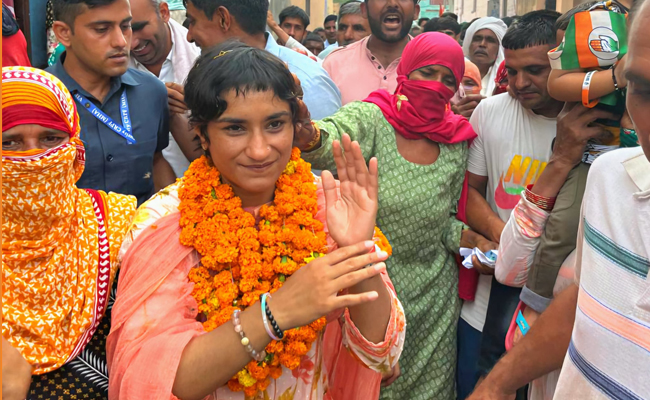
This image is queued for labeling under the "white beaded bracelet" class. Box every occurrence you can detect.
[232,309,266,362]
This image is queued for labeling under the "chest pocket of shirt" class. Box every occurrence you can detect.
[119,137,157,180]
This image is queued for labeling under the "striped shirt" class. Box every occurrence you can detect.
[553,147,650,400]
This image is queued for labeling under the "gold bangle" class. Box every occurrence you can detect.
[304,122,321,151]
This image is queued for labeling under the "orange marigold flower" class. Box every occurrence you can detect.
[373,227,393,256]
[285,340,309,357]
[243,386,258,397]
[266,340,284,354]
[269,366,283,379]
[227,379,244,392]
[273,256,299,275]
[279,353,301,370]
[309,317,327,332]
[247,361,270,380]
[257,377,271,392]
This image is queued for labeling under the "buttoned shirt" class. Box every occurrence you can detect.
[265,33,341,119]
[322,36,401,105]
[47,53,169,204]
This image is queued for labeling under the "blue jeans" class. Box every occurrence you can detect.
[456,318,482,400]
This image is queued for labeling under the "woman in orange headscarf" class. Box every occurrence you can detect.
[462,58,483,96]
[451,59,483,105]
[1,66,137,400]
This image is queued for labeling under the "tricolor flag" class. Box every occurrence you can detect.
[548,2,627,71]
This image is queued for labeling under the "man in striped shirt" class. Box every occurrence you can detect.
[469,0,650,398]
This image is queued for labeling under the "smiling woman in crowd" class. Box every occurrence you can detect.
[106,41,406,400]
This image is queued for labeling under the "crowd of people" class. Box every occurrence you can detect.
[2,0,649,399]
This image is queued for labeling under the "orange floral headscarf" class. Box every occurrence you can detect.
[2,67,137,374]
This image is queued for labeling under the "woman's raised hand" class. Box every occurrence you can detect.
[270,241,389,331]
[322,134,378,248]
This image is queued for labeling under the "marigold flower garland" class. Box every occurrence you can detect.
[179,148,392,397]
[178,148,330,397]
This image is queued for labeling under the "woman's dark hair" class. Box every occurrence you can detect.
[184,40,300,144]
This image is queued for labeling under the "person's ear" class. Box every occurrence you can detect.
[198,128,210,151]
[216,6,230,32]
[53,20,73,47]
[360,2,368,20]
[413,4,421,20]
[159,1,170,23]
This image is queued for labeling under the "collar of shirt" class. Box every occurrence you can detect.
[51,51,140,104]
[362,35,404,71]
[265,32,282,57]
[622,148,650,196]
[131,22,175,82]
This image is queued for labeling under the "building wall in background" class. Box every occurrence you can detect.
[454,0,589,21]
[455,0,491,22]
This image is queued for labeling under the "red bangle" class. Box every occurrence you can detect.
[525,184,556,211]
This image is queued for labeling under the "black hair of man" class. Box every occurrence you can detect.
[501,16,515,27]
[418,17,430,25]
[182,0,268,35]
[423,16,461,34]
[313,27,325,34]
[440,12,458,21]
[279,5,310,29]
[502,9,561,51]
[324,14,337,24]
[303,32,324,44]
[52,0,118,31]
[554,1,597,31]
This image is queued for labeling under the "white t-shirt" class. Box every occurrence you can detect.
[461,93,557,332]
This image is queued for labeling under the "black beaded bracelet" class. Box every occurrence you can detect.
[264,297,285,340]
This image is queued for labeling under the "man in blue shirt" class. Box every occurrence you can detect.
[48,0,176,204]
[183,0,342,120]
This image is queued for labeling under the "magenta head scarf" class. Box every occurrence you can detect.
[364,32,477,144]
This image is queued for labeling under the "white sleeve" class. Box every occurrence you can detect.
[285,36,319,61]
[495,196,551,287]
[467,102,488,177]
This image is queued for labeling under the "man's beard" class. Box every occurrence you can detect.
[367,14,412,43]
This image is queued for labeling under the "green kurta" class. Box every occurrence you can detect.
[303,102,468,400]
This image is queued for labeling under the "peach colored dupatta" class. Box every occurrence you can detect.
[106,213,205,399]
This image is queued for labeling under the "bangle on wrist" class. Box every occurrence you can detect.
[525,184,556,212]
[232,309,267,362]
[581,70,599,108]
[304,122,321,151]
[262,293,285,340]
[261,293,283,341]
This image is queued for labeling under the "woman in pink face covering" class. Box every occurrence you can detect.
[295,32,496,399]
